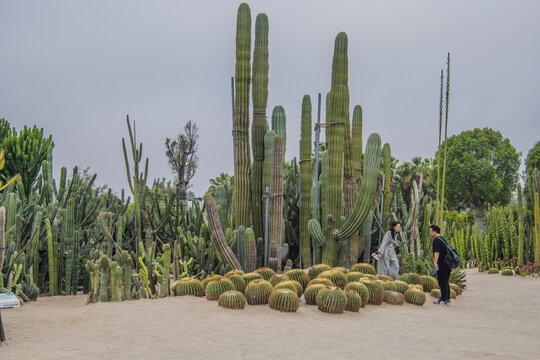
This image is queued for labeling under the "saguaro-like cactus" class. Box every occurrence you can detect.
[271,106,286,159]
[233,2,252,230]
[245,227,257,272]
[517,183,525,265]
[269,136,284,267]
[250,13,270,241]
[300,95,313,268]
[352,105,363,183]
[534,192,540,266]
[160,244,171,298]
[64,199,74,295]
[0,207,5,283]
[381,143,392,231]
[262,130,275,194]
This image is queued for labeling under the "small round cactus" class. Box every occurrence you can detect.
[404,288,426,306]
[398,273,423,286]
[218,290,246,310]
[308,264,332,279]
[225,274,246,293]
[377,275,394,282]
[351,263,376,275]
[501,269,514,276]
[361,280,384,305]
[331,266,349,274]
[488,268,499,274]
[316,286,347,314]
[380,281,397,291]
[430,289,441,299]
[269,289,300,312]
[308,278,334,287]
[270,274,289,287]
[394,281,409,294]
[450,289,457,299]
[384,290,405,305]
[245,279,273,305]
[420,275,438,292]
[344,282,369,307]
[408,284,423,291]
[449,283,461,295]
[346,272,367,283]
[275,280,303,297]
[317,270,348,289]
[202,274,223,292]
[344,290,361,312]
[206,278,235,301]
[172,278,204,297]
[242,272,264,284]
[255,267,276,280]
[304,284,326,305]
[285,269,310,290]
[225,269,245,277]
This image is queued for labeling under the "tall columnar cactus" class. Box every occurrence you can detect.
[269,136,284,267]
[160,243,171,298]
[440,53,451,221]
[45,218,56,295]
[381,143,392,231]
[72,230,79,295]
[300,95,313,268]
[0,207,5,284]
[250,13,270,241]
[343,93,357,267]
[204,194,242,270]
[262,130,275,194]
[215,185,229,232]
[271,106,286,159]
[534,192,540,266]
[352,105,363,183]
[245,227,257,272]
[517,183,525,265]
[121,250,132,300]
[321,33,348,266]
[233,2,252,230]
[238,225,246,269]
[5,192,16,250]
[100,255,109,302]
[64,199,74,295]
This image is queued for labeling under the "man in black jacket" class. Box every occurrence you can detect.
[430,225,451,306]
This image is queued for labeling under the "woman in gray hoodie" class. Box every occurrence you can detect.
[376,221,403,279]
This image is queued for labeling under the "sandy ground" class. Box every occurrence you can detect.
[1,269,539,360]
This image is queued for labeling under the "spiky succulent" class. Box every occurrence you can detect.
[332,266,349,274]
[408,284,423,291]
[275,280,303,297]
[363,280,385,305]
[316,286,347,314]
[501,269,514,276]
[449,283,461,295]
[308,264,332,279]
[346,272,367,283]
[225,269,245,277]
[242,272,264,284]
[172,278,204,297]
[206,278,235,301]
[380,281,397,291]
[245,279,273,305]
[285,269,310,289]
[269,289,300,312]
[255,267,276,280]
[488,268,499,274]
[450,289,457,299]
[308,278,334,287]
[404,288,426,306]
[420,275,438,292]
[218,290,246,310]
[430,289,441,299]
[351,263,376,275]
[384,290,405,305]
[345,290,362,312]
[344,282,369,307]
[377,275,394,282]
[304,284,326,305]
[394,281,409,294]
[317,270,348,289]
[202,274,224,292]
[270,274,289,287]
[398,273,423,286]
[225,274,246,293]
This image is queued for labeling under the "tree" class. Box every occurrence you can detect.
[164,120,199,208]
[437,128,520,226]
[0,118,54,195]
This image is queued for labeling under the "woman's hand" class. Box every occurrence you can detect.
[377,253,382,259]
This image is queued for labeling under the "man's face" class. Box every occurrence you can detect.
[429,228,436,238]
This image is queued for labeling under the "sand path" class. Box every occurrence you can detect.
[1,269,539,359]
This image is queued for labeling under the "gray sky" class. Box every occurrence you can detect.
[1,0,538,196]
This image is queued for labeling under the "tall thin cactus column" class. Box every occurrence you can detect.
[250,13,269,241]
[233,2,252,230]
[269,136,284,269]
[262,130,275,193]
[321,33,348,266]
[352,105,363,183]
[534,192,540,266]
[381,143,392,231]
[517,182,525,265]
[439,53,450,223]
[300,95,313,268]
[0,207,5,284]
[271,106,286,159]
[64,199,74,295]
[342,77,355,267]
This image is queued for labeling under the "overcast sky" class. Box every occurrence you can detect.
[1,0,538,196]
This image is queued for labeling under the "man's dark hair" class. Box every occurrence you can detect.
[390,221,401,238]
[430,224,441,234]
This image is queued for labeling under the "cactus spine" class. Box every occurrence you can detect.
[321,33,348,266]
[517,183,525,265]
[381,143,392,231]
[269,136,284,268]
[300,95,313,268]
[251,13,269,241]
[233,2,252,230]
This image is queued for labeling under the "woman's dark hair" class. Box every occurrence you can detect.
[390,221,401,238]
[430,224,441,233]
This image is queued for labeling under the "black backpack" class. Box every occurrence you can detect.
[438,236,461,268]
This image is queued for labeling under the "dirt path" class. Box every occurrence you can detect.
[1,269,539,359]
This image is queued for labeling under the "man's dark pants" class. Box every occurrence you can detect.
[437,265,451,302]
